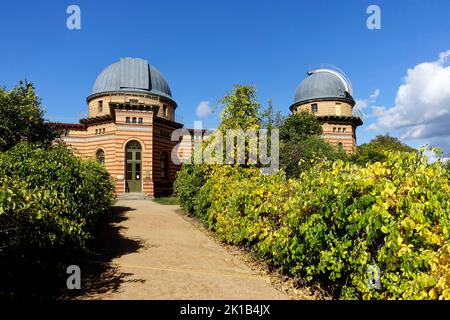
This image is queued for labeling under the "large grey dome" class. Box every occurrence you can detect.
[90,57,172,100]
[293,69,354,106]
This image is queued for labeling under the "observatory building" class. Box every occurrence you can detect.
[58,57,182,197]
[291,69,363,153]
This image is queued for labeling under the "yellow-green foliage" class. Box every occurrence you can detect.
[0,143,115,298]
[176,151,450,299]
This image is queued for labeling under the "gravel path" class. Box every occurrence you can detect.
[81,200,288,300]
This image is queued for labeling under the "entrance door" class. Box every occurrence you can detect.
[125,141,142,193]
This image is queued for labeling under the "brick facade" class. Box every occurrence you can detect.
[292,100,363,154]
[58,92,182,197]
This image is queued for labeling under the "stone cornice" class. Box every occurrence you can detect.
[79,114,114,125]
[154,116,184,129]
[316,115,363,127]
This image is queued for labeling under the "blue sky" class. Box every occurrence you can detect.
[1,0,450,154]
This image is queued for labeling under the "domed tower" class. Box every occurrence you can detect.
[59,57,183,197]
[87,57,176,120]
[290,68,363,153]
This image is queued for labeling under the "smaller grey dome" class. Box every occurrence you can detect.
[293,69,354,106]
[89,57,173,101]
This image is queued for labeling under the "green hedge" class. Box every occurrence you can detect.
[173,164,206,214]
[175,151,450,299]
[0,143,115,298]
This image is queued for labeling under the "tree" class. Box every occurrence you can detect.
[281,136,348,178]
[261,99,285,131]
[279,111,347,178]
[351,134,416,165]
[0,81,59,152]
[218,85,261,131]
[212,85,262,166]
[260,100,285,161]
[280,110,323,143]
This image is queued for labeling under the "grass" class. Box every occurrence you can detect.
[153,196,178,205]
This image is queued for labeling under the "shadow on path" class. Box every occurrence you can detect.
[62,205,144,299]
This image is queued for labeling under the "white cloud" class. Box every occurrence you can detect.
[355,88,380,110]
[370,88,380,100]
[371,106,386,117]
[196,101,213,118]
[365,123,380,131]
[355,99,368,110]
[372,50,450,154]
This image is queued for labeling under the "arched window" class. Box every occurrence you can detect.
[160,151,169,179]
[337,142,344,151]
[163,105,168,118]
[96,149,105,165]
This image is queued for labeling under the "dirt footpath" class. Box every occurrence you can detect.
[81,200,288,300]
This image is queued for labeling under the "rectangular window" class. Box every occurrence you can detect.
[98,101,103,113]
[311,103,318,113]
[126,117,130,123]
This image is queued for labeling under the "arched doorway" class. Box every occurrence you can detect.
[125,141,142,193]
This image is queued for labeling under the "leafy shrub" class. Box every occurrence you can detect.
[176,151,450,299]
[351,134,416,165]
[193,178,213,223]
[0,142,115,298]
[201,166,287,244]
[174,84,450,299]
[173,164,206,214]
[279,111,348,179]
[444,160,450,174]
[281,136,348,178]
